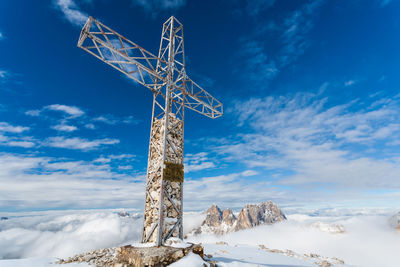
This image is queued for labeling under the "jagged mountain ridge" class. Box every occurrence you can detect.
[389,211,400,229]
[188,201,287,235]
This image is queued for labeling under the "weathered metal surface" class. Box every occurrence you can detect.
[78,15,223,246]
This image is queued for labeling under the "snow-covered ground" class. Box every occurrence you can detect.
[0,208,399,266]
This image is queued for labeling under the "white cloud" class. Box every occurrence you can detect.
[53,0,89,27]
[187,213,400,267]
[344,80,356,86]
[25,109,41,117]
[0,134,36,148]
[0,69,9,79]
[0,208,399,267]
[84,123,96,129]
[93,116,117,125]
[241,170,258,177]
[0,211,142,259]
[45,104,84,117]
[5,140,35,148]
[0,153,143,212]
[0,122,29,133]
[52,124,78,132]
[43,136,119,150]
[93,115,140,125]
[217,92,400,190]
[185,152,216,173]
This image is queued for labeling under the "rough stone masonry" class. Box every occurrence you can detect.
[142,114,183,243]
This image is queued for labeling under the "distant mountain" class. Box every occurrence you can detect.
[389,212,400,230]
[188,201,287,236]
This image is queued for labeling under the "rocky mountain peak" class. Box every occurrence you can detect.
[389,211,400,230]
[222,208,236,226]
[204,204,223,227]
[187,201,286,236]
[235,201,286,231]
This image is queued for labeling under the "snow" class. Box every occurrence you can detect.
[169,252,208,267]
[164,237,192,248]
[203,243,316,267]
[1,209,400,266]
[0,257,89,267]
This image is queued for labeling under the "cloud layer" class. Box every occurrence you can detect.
[1,210,399,267]
[217,91,400,190]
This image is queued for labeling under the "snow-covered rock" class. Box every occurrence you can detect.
[311,221,346,234]
[389,211,400,230]
[188,201,286,236]
[235,201,286,230]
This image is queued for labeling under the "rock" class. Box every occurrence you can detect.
[117,211,130,217]
[235,201,286,231]
[0,217,8,220]
[222,209,236,226]
[117,243,204,267]
[188,201,286,236]
[204,205,222,227]
[143,115,184,243]
[389,212,400,230]
[311,222,345,234]
[58,243,204,267]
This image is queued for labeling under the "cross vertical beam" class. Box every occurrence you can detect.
[141,16,185,245]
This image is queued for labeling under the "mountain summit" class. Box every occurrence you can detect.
[188,201,286,236]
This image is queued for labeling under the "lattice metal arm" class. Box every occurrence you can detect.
[78,17,167,92]
[173,76,223,119]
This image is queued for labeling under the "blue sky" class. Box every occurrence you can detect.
[0,0,400,213]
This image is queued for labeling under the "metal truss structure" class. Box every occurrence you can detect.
[78,16,223,246]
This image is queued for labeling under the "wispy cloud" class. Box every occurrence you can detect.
[0,122,35,148]
[238,0,325,84]
[238,40,279,82]
[131,0,186,16]
[185,152,216,173]
[0,69,10,82]
[0,152,141,212]
[230,0,275,17]
[51,124,78,132]
[0,122,29,133]
[44,136,119,151]
[344,80,356,87]
[25,109,41,117]
[0,134,36,148]
[93,115,140,125]
[216,91,400,190]
[245,0,275,16]
[52,0,89,27]
[278,0,324,67]
[0,150,281,212]
[46,104,85,117]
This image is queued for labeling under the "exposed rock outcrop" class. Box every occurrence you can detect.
[311,222,345,234]
[188,201,286,236]
[235,201,286,231]
[58,242,204,267]
[389,211,400,230]
[204,205,223,227]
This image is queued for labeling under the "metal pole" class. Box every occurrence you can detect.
[156,17,175,246]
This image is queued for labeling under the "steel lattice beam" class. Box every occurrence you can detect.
[77,15,223,246]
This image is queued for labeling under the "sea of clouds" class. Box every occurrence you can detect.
[0,208,399,267]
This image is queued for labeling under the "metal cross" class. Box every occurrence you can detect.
[77,16,223,246]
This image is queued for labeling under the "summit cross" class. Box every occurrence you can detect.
[77,16,223,246]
